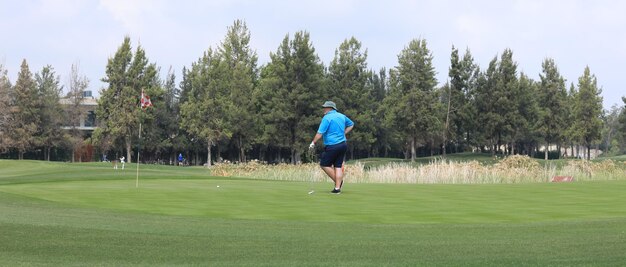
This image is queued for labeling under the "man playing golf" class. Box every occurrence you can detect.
[310,101,354,194]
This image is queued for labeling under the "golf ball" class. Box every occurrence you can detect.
[217,185,220,188]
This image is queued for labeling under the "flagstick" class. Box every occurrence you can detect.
[136,122,141,188]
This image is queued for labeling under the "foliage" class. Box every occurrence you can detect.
[385,38,439,161]
[328,37,376,158]
[600,104,623,156]
[474,57,501,153]
[179,48,227,166]
[619,97,626,152]
[155,67,184,162]
[0,64,12,152]
[1,20,623,162]
[8,60,39,159]
[94,36,162,163]
[447,46,477,151]
[537,58,568,159]
[572,66,604,159]
[256,31,325,163]
[220,20,259,162]
[35,66,65,161]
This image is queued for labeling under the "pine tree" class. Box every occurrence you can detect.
[563,83,578,157]
[218,20,259,162]
[572,66,603,159]
[256,31,325,163]
[0,64,12,153]
[497,49,520,154]
[600,104,623,156]
[370,68,390,157]
[180,48,228,167]
[11,60,39,159]
[95,37,161,163]
[35,66,65,161]
[386,38,438,161]
[448,46,477,153]
[474,57,501,155]
[328,37,375,158]
[618,97,626,153]
[537,58,567,160]
[159,67,184,164]
[515,73,540,155]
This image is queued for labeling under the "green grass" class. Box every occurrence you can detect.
[602,154,626,161]
[1,160,626,266]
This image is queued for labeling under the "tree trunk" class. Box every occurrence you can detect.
[410,137,416,162]
[295,151,301,164]
[259,146,265,162]
[46,147,51,161]
[72,150,75,163]
[216,143,221,163]
[442,141,447,158]
[544,142,549,160]
[350,146,354,160]
[206,142,212,167]
[125,138,132,164]
[587,145,591,160]
[19,150,24,160]
[195,149,199,166]
[239,136,245,163]
[443,84,451,158]
[430,140,435,157]
[510,141,515,155]
[466,132,471,152]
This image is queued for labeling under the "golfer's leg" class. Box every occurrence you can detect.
[321,166,336,183]
[334,167,343,189]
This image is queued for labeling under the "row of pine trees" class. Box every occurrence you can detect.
[0,61,90,161]
[1,20,625,164]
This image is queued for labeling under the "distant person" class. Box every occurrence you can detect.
[178,153,183,166]
[309,101,354,194]
[120,156,125,170]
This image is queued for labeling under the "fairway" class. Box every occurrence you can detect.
[1,160,626,266]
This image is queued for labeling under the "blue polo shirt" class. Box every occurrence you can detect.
[317,110,354,146]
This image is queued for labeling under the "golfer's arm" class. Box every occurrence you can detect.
[345,126,353,135]
[312,133,323,144]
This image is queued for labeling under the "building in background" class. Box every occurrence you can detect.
[60,90,98,161]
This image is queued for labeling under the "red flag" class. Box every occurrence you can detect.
[140,89,152,109]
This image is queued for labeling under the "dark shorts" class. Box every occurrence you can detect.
[320,142,347,168]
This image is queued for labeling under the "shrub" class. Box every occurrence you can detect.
[209,157,626,184]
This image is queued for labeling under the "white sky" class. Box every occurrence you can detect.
[1,0,624,108]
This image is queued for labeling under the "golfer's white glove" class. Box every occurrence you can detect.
[309,142,315,150]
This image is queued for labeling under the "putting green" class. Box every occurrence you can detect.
[3,160,626,266]
[3,178,626,224]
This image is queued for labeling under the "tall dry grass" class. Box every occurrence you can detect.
[210,156,626,184]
